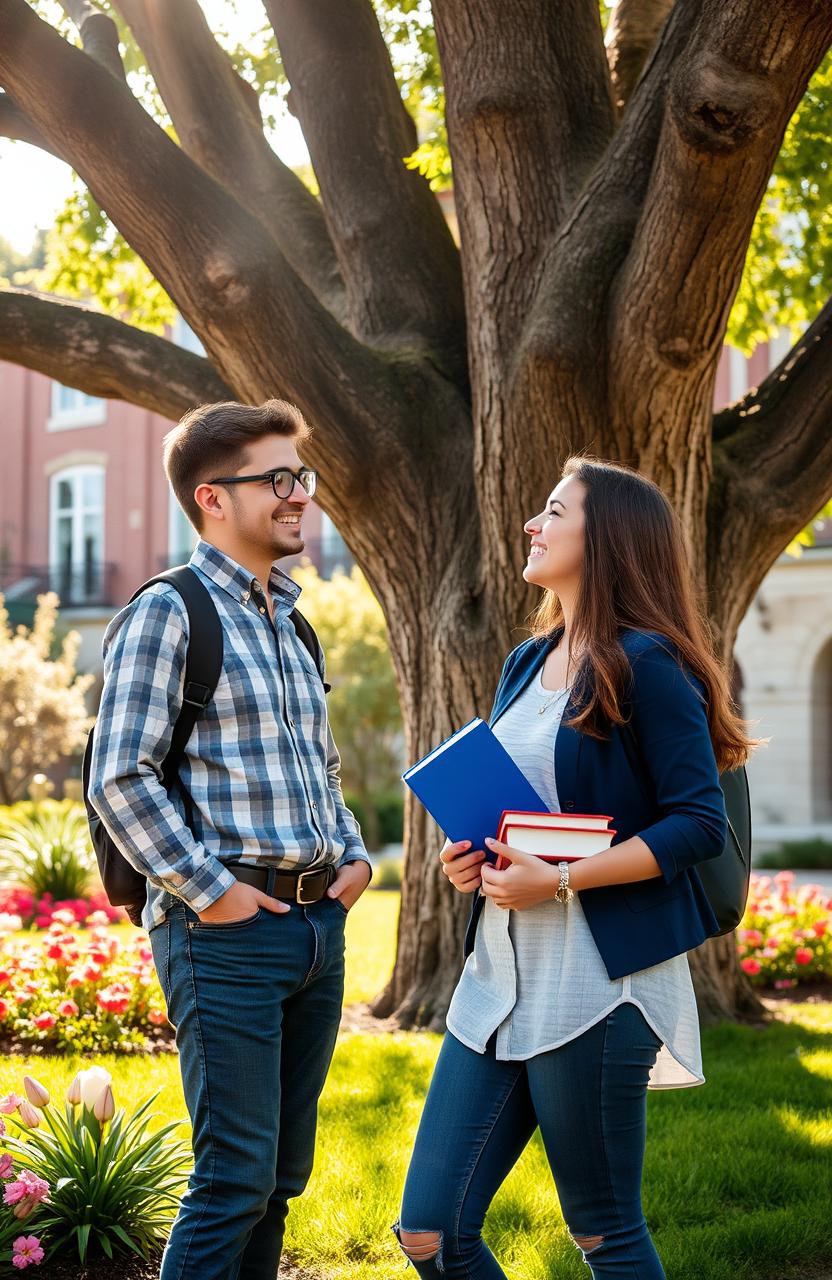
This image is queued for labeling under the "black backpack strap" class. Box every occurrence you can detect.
[129,566,224,788]
[289,607,331,693]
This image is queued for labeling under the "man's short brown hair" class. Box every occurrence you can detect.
[163,399,309,533]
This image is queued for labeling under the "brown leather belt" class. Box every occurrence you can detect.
[227,863,336,904]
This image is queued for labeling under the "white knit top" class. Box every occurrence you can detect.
[446,669,703,1089]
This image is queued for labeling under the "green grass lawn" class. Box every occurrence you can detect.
[3,892,831,1280]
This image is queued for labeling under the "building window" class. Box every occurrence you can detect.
[168,484,199,566]
[728,346,748,402]
[48,465,105,604]
[811,638,832,823]
[320,512,352,577]
[48,383,107,432]
[174,315,206,355]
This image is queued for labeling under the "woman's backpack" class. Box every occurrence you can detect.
[82,566,327,926]
[621,721,752,936]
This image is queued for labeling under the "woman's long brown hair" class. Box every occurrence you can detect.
[529,457,754,771]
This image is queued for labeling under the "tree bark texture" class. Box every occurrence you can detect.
[2,0,832,1027]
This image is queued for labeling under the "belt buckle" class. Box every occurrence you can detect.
[296,869,320,905]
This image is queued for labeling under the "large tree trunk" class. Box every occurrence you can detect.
[2,0,832,1029]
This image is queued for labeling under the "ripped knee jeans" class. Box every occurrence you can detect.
[394,1003,665,1278]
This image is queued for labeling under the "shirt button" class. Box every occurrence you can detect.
[564,801,575,810]
[311,802,318,811]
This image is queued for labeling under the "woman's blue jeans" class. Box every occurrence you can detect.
[396,1002,665,1278]
[150,895,346,1280]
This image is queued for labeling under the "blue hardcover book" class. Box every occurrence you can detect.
[402,718,547,863]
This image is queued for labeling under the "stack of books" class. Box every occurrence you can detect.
[496,811,615,863]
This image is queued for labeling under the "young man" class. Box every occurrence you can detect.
[88,399,371,1280]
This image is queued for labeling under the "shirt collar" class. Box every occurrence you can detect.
[189,540,301,614]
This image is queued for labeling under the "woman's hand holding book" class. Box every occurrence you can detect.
[439,839,486,893]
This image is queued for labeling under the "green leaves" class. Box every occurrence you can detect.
[0,801,94,900]
[729,51,832,352]
[3,1090,190,1264]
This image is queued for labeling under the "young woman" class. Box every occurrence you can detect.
[394,457,753,1279]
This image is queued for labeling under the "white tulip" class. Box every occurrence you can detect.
[77,1067,113,1111]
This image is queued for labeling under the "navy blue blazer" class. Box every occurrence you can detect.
[463,629,726,979]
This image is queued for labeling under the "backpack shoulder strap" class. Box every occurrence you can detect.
[129,566,224,784]
[288,607,331,693]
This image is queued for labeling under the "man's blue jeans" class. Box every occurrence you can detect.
[396,1002,664,1278]
[150,895,346,1280]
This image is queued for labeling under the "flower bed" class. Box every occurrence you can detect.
[0,887,123,932]
[0,914,170,1054]
[736,871,832,988]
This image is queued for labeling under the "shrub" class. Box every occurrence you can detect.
[755,838,832,870]
[0,916,169,1053]
[376,791,404,845]
[343,791,368,837]
[0,804,94,901]
[2,1069,189,1264]
[0,593,94,804]
[372,857,403,891]
[736,872,832,987]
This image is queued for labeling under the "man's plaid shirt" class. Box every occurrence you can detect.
[88,540,369,932]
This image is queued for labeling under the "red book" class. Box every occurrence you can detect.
[496,810,615,865]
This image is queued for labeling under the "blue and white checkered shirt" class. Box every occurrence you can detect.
[88,540,369,931]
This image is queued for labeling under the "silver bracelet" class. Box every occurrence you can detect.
[555,860,574,905]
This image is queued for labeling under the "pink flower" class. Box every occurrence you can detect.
[0,1095,22,1115]
[774,978,797,990]
[740,957,762,975]
[774,871,795,885]
[57,999,79,1017]
[795,947,813,965]
[4,1172,49,1206]
[148,1008,167,1026]
[741,929,763,946]
[32,1013,56,1031]
[16,1102,40,1129]
[22,1078,49,1109]
[813,920,827,938]
[0,1117,5,1138]
[0,1153,14,1178]
[11,1235,45,1268]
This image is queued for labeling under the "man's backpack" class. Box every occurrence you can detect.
[82,566,328,926]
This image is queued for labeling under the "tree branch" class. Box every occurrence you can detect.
[0,0,402,463]
[58,0,126,80]
[111,0,344,316]
[264,0,466,377]
[604,0,674,114]
[0,92,55,154]
[708,297,832,639]
[608,0,832,459]
[433,0,614,366]
[0,289,232,420]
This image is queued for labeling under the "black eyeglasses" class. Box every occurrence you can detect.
[208,467,317,500]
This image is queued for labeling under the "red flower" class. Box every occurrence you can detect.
[740,958,762,975]
[32,1012,57,1030]
[813,920,827,938]
[794,948,813,966]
